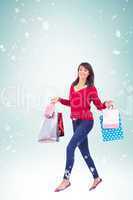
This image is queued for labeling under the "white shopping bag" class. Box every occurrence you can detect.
[102,108,119,128]
[38,112,59,143]
[44,103,55,118]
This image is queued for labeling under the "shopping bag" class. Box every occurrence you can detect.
[38,112,59,143]
[102,108,119,128]
[99,111,124,142]
[57,112,64,137]
[44,102,55,118]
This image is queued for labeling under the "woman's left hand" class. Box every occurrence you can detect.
[105,100,114,109]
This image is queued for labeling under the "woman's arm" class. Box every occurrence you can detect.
[90,86,107,110]
[58,98,70,106]
[51,84,72,106]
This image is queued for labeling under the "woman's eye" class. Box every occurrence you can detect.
[79,69,87,72]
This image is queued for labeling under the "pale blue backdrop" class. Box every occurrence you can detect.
[0,0,133,200]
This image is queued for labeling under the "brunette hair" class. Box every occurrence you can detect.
[72,62,94,87]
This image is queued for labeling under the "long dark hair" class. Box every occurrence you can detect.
[72,62,94,87]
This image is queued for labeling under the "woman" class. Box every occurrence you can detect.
[51,62,113,192]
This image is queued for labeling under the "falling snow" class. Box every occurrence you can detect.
[37,16,43,21]
[11,55,16,61]
[122,7,126,12]
[84,155,88,159]
[0,44,6,52]
[0,1,132,198]
[115,30,121,38]
[51,2,55,6]
[15,7,20,13]
[90,167,94,172]
[35,0,41,2]
[112,15,118,21]
[64,169,70,179]
[25,32,30,38]
[112,50,121,55]
[4,124,11,132]
[42,21,49,31]
[5,145,13,151]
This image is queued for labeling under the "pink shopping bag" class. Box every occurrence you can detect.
[44,103,55,118]
[102,108,119,128]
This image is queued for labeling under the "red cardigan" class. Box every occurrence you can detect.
[59,84,107,120]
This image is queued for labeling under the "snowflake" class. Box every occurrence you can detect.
[90,167,94,172]
[5,145,12,151]
[112,50,120,55]
[12,149,16,153]
[15,7,20,13]
[0,44,6,52]
[25,32,30,38]
[0,44,4,49]
[11,43,18,50]
[51,2,55,6]
[122,154,127,158]
[120,154,127,161]
[42,21,49,31]
[64,169,70,179]
[84,155,88,159]
[115,30,121,38]
[5,124,11,131]
[122,7,126,12]
[37,17,43,21]
[112,15,118,21]
[11,55,16,61]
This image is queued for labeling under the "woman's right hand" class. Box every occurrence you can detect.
[105,100,114,109]
[51,96,60,104]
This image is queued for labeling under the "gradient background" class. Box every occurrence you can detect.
[0,0,133,200]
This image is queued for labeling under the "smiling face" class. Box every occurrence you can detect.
[78,65,90,81]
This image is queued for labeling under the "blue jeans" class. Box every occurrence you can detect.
[63,119,99,180]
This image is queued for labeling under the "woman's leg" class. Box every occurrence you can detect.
[78,129,102,190]
[78,137,99,178]
[63,120,94,180]
[54,119,102,192]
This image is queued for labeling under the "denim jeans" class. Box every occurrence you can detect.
[63,119,99,180]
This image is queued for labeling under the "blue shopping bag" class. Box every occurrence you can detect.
[99,114,124,142]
